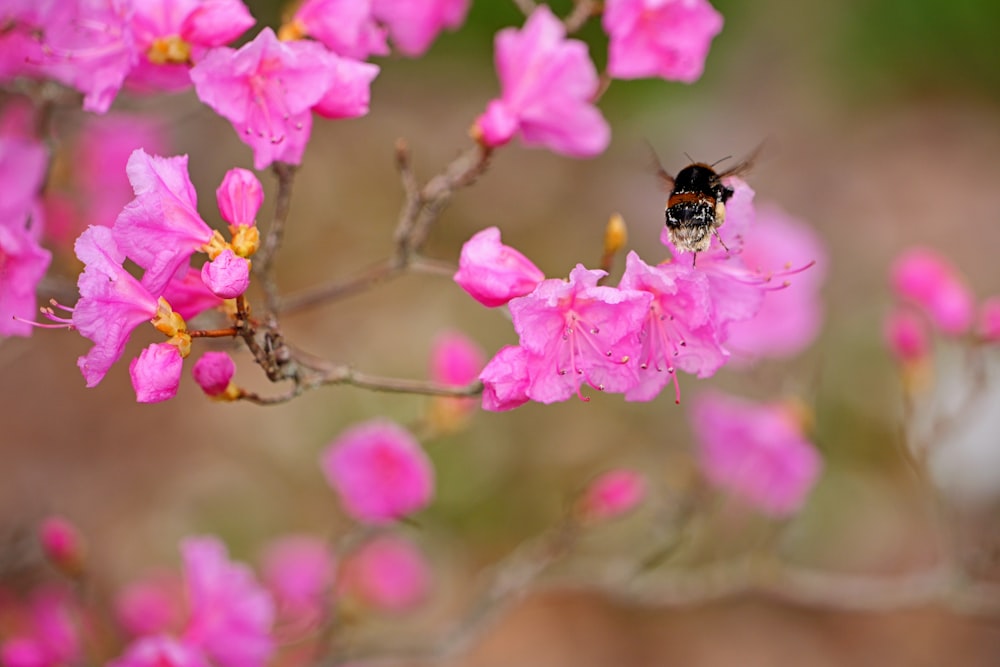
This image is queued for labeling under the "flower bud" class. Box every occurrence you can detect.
[884,308,930,364]
[339,535,430,613]
[453,227,544,308]
[192,351,237,399]
[216,168,263,227]
[201,249,250,299]
[39,516,86,577]
[603,213,628,258]
[129,343,184,403]
[576,469,646,522]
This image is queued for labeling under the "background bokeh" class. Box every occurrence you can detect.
[3,0,1000,664]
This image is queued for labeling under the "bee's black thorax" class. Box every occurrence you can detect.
[664,164,735,253]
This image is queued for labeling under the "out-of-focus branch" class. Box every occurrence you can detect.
[564,0,600,33]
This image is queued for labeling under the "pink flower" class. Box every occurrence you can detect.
[884,307,930,364]
[110,636,212,667]
[0,222,52,337]
[604,0,723,83]
[190,28,339,169]
[71,226,160,387]
[115,572,185,637]
[260,535,335,622]
[431,330,485,386]
[453,227,545,307]
[690,391,822,517]
[0,130,47,226]
[618,251,727,402]
[479,345,531,412]
[201,249,250,298]
[38,516,85,575]
[286,0,388,60]
[474,6,610,158]
[576,469,647,521]
[723,204,827,361]
[161,265,225,320]
[130,342,184,403]
[181,536,275,667]
[112,149,214,295]
[890,247,974,336]
[127,0,255,92]
[320,420,434,524]
[216,168,262,227]
[312,55,380,120]
[372,0,470,57]
[191,351,235,397]
[339,534,430,613]
[508,265,652,404]
[0,587,82,667]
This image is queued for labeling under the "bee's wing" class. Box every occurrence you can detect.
[717,141,767,179]
[644,141,675,191]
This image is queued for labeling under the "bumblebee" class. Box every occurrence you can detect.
[652,148,759,256]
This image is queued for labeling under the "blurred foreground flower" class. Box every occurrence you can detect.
[321,420,435,524]
[576,469,647,522]
[690,391,822,517]
[338,534,431,613]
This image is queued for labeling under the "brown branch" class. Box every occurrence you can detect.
[277,258,404,315]
[255,161,298,313]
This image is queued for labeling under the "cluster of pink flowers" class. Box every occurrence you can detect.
[457,179,825,410]
[42,150,266,402]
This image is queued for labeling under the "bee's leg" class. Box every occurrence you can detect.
[692,252,698,268]
[711,227,730,254]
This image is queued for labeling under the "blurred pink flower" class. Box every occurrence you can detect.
[130,342,184,403]
[70,226,160,387]
[321,420,434,524]
[372,0,470,56]
[890,247,974,336]
[110,636,212,667]
[453,227,545,308]
[0,586,81,667]
[181,536,275,667]
[479,345,531,412]
[475,6,610,158]
[287,0,388,60]
[190,28,338,169]
[339,534,430,613]
[312,56,380,120]
[112,149,214,295]
[0,222,52,338]
[508,265,652,404]
[115,571,185,637]
[127,0,255,91]
[191,351,236,397]
[690,391,822,518]
[884,307,930,364]
[260,535,335,623]
[0,130,47,227]
[216,168,262,227]
[723,204,827,361]
[431,330,485,387]
[577,469,647,521]
[201,249,249,298]
[978,297,1000,342]
[618,251,727,402]
[604,0,723,83]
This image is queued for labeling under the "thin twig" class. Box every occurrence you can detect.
[564,0,600,33]
[277,258,404,315]
[255,161,298,312]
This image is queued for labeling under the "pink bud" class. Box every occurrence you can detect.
[884,308,930,363]
[320,420,434,524]
[201,249,250,299]
[430,330,484,387]
[978,297,1000,342]
[339,535,430,613]
[129,343,184,404]
[577,469,647,521]
[216,168,263,227]
[39,516,86,575]
[191,351,236,397]
[890,247,974,336]
[453,227,545,308]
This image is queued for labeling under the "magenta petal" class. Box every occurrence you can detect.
[215,168,262,226]
[0,221,52,337]
[201,249,249,298]
[479,345,531,411]
[312,56,379,120]
[181,0,256,47]
[129,342,184,403]
[453,227,545,307]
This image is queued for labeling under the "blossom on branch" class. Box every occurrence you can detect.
[603,0,723,83]
[130,342,184,403]
[474,6,610,158]
[453,227,545,308]
[190,28,339,169]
